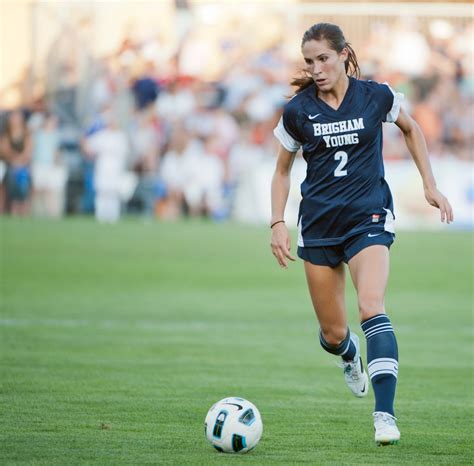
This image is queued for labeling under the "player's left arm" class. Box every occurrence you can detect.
[395,107,454,224]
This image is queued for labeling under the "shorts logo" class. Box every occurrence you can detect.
[372,214,380,223]
[368,233,383,237]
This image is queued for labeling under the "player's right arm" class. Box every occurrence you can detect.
[270,144,297,268]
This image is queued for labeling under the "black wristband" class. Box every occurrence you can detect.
[270,220,285,229]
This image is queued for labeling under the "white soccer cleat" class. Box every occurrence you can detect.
[373,411,400,446]
[341,333,369,398]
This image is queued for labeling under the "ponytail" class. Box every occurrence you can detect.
[344,43,360,78]
[290,75,314,94]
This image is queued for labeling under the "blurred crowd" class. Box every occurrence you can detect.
[0,14,472,221]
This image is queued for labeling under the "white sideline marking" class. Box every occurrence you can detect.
[0,318,216,331]
[0,318,90,327]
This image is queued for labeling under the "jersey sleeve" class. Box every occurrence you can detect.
[273,102,302,152]
[380,83,404,123]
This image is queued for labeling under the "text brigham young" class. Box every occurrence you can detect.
[313,118,364,136]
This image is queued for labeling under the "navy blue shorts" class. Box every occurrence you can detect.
[297,231,395,268]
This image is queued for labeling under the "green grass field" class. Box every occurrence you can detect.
[1,218,473,465]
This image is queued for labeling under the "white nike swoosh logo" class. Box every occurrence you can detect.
[308,113,321,120]
[368,233,383,237]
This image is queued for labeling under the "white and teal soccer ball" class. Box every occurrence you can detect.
[204,397,263,453]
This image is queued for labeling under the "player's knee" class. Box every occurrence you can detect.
[320,326,347,347]
[357,293,384,320]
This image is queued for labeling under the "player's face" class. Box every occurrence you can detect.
[302,39,348,92]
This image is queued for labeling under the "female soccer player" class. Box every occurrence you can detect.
[270,23,453,446]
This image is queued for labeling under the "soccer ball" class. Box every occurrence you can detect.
[204,397,263,453]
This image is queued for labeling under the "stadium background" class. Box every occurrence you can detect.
[1,1,473,464]
[0,0,472,227]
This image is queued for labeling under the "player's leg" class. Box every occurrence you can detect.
[302,255,368,397]
[304,260,347,344]
[347,243,400,445]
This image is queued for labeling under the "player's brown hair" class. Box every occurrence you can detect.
[291,23,360,94]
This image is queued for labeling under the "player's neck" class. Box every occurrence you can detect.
[318,74,349,111]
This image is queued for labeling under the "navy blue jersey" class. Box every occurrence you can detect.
[274,77,403,247]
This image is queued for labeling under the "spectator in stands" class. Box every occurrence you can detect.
[83,111,129,223]
[0,110,32,216]
[129,111,162,217]
[131,61,160,111]
[31,112,66,217]
[156,77,196,122]
[160,125,190,219]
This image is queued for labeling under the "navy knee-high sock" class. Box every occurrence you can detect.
[361,314,398,416]
[319,329,357,362]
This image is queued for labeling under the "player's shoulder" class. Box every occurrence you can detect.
[355,78,390,94]
[354,78,394,109]
[354,78,398,118]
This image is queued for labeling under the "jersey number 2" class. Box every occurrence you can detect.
[334,151,348,177]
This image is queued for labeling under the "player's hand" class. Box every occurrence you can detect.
[270,222,296,268]
[424,186,454,224]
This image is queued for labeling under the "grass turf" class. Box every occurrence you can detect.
[0,217,473,465]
